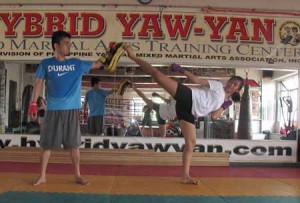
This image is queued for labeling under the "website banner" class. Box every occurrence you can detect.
[0,134,297,163]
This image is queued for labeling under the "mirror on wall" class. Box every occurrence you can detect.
[0,62,298,141]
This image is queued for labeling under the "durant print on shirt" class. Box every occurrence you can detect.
[48,64,76,77]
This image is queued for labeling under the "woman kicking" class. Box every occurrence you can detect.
[123,44,244,185]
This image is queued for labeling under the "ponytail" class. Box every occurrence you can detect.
[231,92,241,102]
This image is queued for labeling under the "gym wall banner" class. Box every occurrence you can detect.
[0,10,300,68]
[0,134,297,163]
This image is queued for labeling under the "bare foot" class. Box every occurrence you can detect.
[32,177,47,186]
[75,177,90,185]
[181,178,199,185]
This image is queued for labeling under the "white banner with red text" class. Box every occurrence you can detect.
[0,10,300,67]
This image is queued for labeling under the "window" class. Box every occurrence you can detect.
[278,76,298,130]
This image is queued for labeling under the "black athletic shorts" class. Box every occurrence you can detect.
[88,115,104,135]
[174,83,195,124]
[153,103,166,125]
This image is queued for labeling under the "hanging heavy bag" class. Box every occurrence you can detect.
[22,85,34,124]
[237,82,253,139]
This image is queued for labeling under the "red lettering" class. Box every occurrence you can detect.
[226,17,250,41]
[23,13,43,36]
[0,13,22,37]
[206,16,274,43]
[204,16,228,41]
[68,13,80,36]
[44,13,65,36]
[80,13,104,36]
[0,11,276,44]
[117,13,140,38]
[163,14,195,40]
[138,14,162,38]
[251,18,275,43]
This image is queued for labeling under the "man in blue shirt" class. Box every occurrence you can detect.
[84,77,114,135]
[28,31,124,186]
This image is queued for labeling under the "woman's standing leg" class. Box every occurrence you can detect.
[125,44,198,184]
[180,120,199,184]
[158,124,166,137]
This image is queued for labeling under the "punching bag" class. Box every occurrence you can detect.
[0,66,5,133]
[237,81,252,139]
[22,85,33,124]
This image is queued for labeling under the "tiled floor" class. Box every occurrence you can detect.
[0,162,300,202]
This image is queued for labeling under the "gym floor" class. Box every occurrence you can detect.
[0,162,300,203]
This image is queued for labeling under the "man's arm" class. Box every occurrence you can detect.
[108,89,115,94]
[91,60,104,70]
[29,78,44,118]
[83,98,88,120]
[31,78,44,103]
[152,92,170,103]
[132,84,154,108]
[83,98,88,112]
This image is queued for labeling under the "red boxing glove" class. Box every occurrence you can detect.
[221,100,232,110]
[29,101,37,117]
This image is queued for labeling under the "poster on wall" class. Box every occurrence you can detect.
[235,88,261,120]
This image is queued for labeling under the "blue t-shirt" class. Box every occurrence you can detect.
[35,57,92,110]
[85,88,110,116]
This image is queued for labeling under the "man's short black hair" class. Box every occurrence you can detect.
[51,30,71,51]
[91,77,101,86]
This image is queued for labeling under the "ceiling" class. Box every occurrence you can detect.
[1,0,300,13]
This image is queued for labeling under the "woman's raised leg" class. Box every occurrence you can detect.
[124,44,178,98]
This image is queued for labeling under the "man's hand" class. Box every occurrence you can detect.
[130,83,136,90]
[123,43,135,59]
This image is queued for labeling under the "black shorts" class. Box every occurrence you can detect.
[153,103,166,125]
[174,83,195,124]
[88,115,104,135]
[141,115,152,127]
